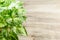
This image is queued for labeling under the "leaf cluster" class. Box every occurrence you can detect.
[0,0,27,40]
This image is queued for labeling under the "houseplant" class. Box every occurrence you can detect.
[0,0,27,40]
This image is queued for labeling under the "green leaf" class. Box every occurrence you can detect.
[20,26,27,36]
[9,31,18,40]
[0,23,6,28]
[12,25,27,36]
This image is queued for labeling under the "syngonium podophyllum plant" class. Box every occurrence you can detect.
[0,0,27,40]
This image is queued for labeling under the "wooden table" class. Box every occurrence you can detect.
[20,0,60,40]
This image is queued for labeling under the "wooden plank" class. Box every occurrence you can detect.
[24,0,60,5]
[20,0,60,40]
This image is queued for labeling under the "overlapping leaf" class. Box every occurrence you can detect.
[0,0,27,40]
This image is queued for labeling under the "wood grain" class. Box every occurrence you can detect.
[20,0,60,40]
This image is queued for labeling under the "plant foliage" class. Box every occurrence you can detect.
[0,0,27,40]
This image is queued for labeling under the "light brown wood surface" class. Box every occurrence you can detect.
[20,0,60,40]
